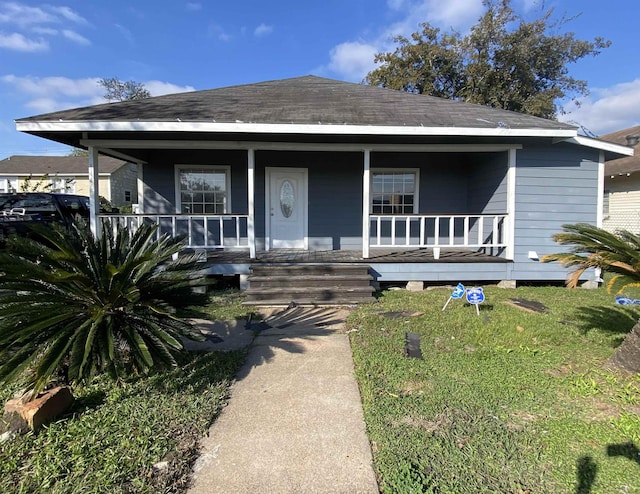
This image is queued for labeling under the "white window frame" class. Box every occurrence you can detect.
[0,177,18,193]
[175,165,232,214]
[370,168,420,214]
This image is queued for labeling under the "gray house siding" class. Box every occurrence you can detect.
[141,150,248,214]
[370,261,510,282]
[109,163,138,207]
[468,153,508,214]
[511,143,600,280]
[141,149,510,250]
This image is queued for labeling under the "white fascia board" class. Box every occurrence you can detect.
[558,136,634,156]
[17,119,578,138]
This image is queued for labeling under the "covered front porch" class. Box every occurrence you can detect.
[89,143,516,265]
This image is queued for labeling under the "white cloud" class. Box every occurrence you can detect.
[0,2,55,27]
[1,74,100,96]
[62,29,90,45]
[382,0,482,41]
[0,2,90,51]
[48,6,87,25]
[1,75,196,115]
[325,0,483,81]
[186,2,202,11]
[144,80,195,96]
[559,79,640,136]
[0,32,48,51]
[424,0,483,28]
[25,97,77,113]
[328,42,379,82]
[254,23,273,37]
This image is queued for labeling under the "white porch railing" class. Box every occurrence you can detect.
[100,214,250,250]
[369,214,508,250]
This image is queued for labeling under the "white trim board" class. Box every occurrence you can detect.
[556,136,634,156]
[18,119,578,138]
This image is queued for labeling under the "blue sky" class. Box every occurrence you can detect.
[1,0,638,156]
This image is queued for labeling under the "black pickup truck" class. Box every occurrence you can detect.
[0,193,91,247]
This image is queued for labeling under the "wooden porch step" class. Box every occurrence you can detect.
[249,264,371,277]
[248,274,373,289]
[243,263,376,306]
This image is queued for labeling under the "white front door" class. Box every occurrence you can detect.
[266,167,308,249]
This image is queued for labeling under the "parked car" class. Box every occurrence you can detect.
[0,193,91,247]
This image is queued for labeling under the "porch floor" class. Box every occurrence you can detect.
[201,248,510,264]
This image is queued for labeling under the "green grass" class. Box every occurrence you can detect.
[0,291,248,494]
[348,285,640,493]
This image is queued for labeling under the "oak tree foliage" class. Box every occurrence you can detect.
[365,0,610,119]
[99,77,151,102]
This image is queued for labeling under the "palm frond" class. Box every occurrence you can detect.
[0,216,212,398]
[543,223,640,292]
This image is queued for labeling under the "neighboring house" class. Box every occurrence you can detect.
[601,125,640,234]
[0,155,137,207]
[14,75,632,286]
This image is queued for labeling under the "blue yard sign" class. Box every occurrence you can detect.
[466,287,485,316]
[451,283,465,299]
[442,283,465,311]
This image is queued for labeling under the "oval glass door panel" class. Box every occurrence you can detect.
[280,180,295,218]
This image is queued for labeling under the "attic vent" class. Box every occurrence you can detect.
[625,134,640,146]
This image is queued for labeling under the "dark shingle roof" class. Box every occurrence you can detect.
[17,75,575,132]
[601,125,640,175]
[0,155,127,175]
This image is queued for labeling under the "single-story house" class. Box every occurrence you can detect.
[13,75,633,299]
[601,126,640,234]
[0,155,137,207]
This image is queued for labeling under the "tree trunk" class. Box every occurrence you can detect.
[609,321,640,373]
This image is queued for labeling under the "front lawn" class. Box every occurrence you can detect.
[348,285,640,493]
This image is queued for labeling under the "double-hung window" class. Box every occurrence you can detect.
[177,166,230,214]
[371,170,419,214]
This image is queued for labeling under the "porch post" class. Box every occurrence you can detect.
[506,149,517,260]
[136,162,144,213]
[596,150,605,228]
[88,146,101,237]
[247,148,256,258]
[362,149,371,259]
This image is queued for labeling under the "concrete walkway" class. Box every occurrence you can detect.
[188,307,379,494]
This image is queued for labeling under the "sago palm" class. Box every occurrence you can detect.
[0,220,208,397]
[541,223,640,292]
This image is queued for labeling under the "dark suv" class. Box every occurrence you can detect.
[0,193,91,247]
